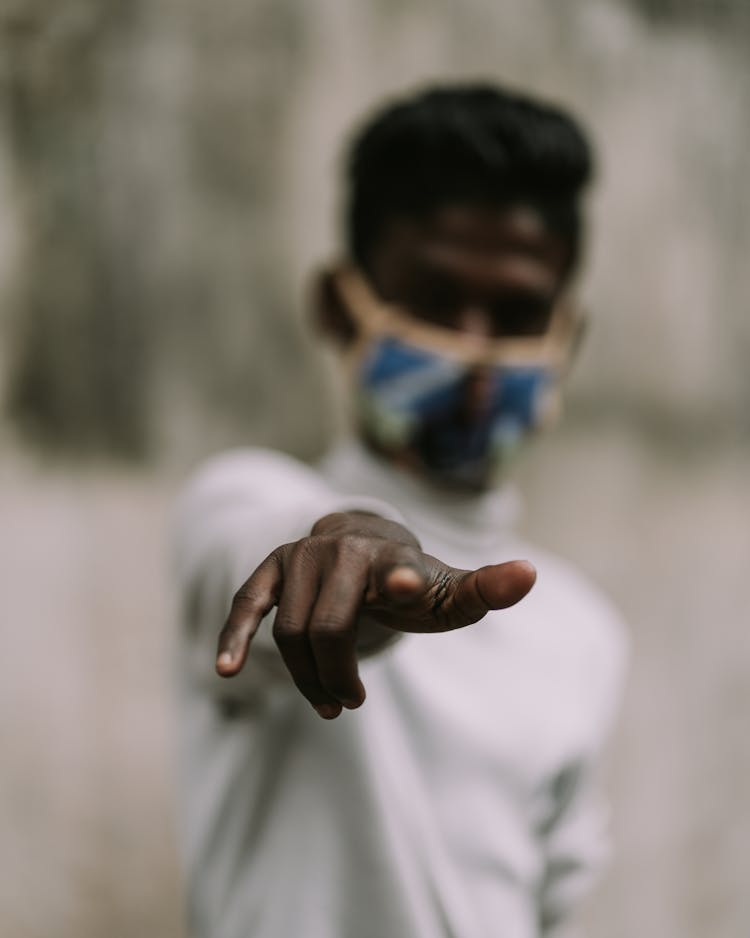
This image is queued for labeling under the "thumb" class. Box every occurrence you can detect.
[452,559,536,623]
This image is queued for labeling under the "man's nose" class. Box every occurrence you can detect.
[455,305,493,338]
[461,364,496,423]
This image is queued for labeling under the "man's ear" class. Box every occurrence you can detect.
[310,268,357,347]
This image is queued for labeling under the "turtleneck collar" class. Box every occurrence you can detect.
[317,437,523,553]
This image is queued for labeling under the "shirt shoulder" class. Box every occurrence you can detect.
[178,446,331,507]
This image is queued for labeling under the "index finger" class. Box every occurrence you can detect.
[216,550,284,676]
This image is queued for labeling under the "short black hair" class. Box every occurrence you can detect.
[346,83,594,268]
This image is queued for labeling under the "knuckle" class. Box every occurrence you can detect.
[337,533,370,557]
[272,615,305,644]
[297,532,377,572]
[288,537,327,573]
[309,616,350,647]
[330,535,374,574]
[295,533,372,573]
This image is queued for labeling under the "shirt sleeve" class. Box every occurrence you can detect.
[171,447,405,704]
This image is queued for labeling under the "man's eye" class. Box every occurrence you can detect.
[410,280,461,324]
[492,299,551,336]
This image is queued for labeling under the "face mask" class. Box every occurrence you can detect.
[333,267,581,490]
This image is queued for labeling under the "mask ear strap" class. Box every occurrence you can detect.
[537,293,585,371]
[552,304,587,378]
[332,266,391,336]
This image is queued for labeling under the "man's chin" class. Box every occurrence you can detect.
[421,464,495,495]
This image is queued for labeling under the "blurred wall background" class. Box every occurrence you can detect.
[0,1,748,937]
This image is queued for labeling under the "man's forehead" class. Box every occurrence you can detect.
[373,204,566,264]
[425,204,555,246]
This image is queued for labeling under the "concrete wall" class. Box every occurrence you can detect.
[1,2,748,936]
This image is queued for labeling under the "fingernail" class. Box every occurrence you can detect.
[314,704,341,720]
[216,652,233,671]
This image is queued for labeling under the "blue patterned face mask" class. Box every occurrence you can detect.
[333,267,580,490]
[356,336,557,488]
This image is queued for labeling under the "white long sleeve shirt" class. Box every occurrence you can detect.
[173,441,627,938]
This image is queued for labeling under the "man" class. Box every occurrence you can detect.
[174,84,627,938]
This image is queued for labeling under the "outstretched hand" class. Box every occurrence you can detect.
[216,511,536,719]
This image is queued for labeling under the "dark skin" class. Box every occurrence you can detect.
[216,202,571,718]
